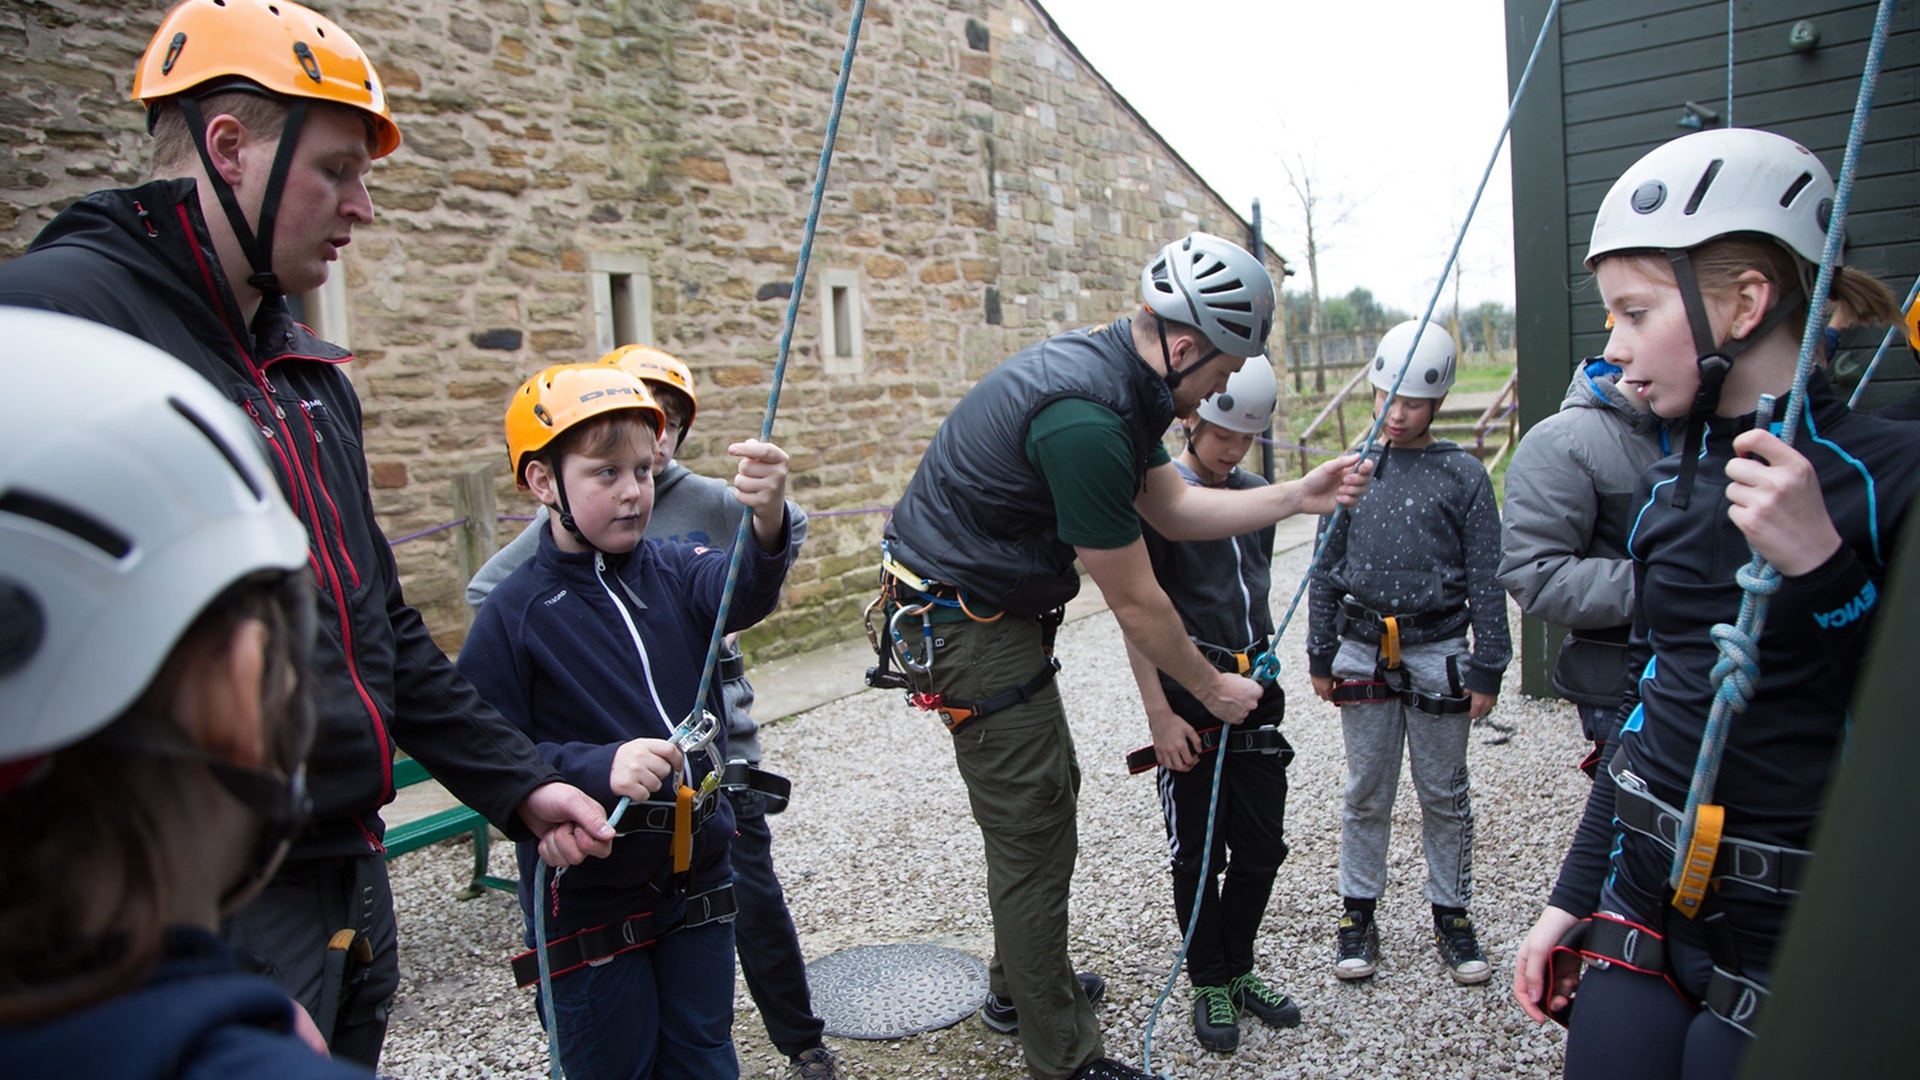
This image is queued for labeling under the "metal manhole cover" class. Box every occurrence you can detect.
[805,943,989,1039]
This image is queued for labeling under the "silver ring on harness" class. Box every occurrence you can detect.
[509,880,738,988]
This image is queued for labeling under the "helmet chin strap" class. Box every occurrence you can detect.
[176,93,310,315]
[550,472,593,548]
[1664,249,1806,510]
[1157,320,1220,393]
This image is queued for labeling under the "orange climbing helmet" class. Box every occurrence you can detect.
[132,0,401,159]
[504,364,664,490]
[601,344,698,416]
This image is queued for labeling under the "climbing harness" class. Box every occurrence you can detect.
[527,3,868,1075]
[1125,724,1292,776]
[1141,4,1569,1073]
[862,542,1063,733]
[1610,754,1809,897]
[1547,903,1771,1037]
[1665,0,1897,922]
[511,878,738,989]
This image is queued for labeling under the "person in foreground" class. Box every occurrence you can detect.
[1123,359,1302,1053]
[0,2,615,1063]
[1511,127,1917,1080]
[875,232,1369,1080]
[458,363,797,1080]
[0,309,363,1079]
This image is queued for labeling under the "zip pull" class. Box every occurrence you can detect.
[301,400,324,442]
[131,200,159,238]
[242,400,276,438]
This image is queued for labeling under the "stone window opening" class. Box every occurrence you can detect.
[589,252,654,354]
[820,268,863,376]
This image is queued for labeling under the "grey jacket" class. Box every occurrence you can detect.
[1497,363,1668,706]
[466,462,809,763]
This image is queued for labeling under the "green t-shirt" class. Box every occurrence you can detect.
[1024,397,1170,550]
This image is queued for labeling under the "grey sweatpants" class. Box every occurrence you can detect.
[1332,636,1475,909]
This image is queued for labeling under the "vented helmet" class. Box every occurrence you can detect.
[1369,320,1457,399]
[1586,128,1834,270]
[504,364,663,490]
[599,345,698,445]
[0,308,309,765]
[1194,356,1278,434]
[132,0,400,158]
[1140,233,1276,358]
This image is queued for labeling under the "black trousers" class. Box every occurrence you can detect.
[1156,682,1291,987]
[223,851,399,1068]
[731,788,827,1058]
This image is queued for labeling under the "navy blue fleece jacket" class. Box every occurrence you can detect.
[457,514,794,935]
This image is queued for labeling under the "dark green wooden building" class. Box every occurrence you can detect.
[1502,0,1919,697]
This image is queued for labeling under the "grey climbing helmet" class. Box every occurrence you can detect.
[1194,356,1278,434]
[0,308,309,766]
[1140,232,1276,358]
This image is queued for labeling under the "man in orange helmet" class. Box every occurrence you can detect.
[0,1,614,1065]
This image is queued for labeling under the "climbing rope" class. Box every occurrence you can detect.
[1140,2,1567,1075]
[1668,0,1896,902]
[1845,274,1920,409]
[530,3,868,1075]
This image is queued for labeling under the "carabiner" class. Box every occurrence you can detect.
[1250,649,1281,683]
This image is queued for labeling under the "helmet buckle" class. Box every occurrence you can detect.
[293,41,322,84]
[161,32,186,76]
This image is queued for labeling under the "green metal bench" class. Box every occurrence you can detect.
[382,756,517,899]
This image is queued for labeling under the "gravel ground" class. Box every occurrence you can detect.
[384,540,1590,1079]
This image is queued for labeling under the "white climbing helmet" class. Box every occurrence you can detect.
[0,308,309,765]
[1369,319,1457,399]
[1194,356,1278,434]
[1140,232,1276,358]
[1586,127,1836,269]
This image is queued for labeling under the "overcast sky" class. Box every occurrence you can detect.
[1034,0,1522,317]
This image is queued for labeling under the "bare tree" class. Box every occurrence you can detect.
[1275,148,1363,394]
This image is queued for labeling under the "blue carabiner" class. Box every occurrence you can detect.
[1250,649,1281,683]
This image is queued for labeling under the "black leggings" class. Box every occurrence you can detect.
[1563,933,1753,1080]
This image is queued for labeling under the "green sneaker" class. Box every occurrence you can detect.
[1190,984,1239,1052]
[1227,971,1302,1028]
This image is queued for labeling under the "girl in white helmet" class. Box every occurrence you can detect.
[1306,318,1510,988]
[0,310,360,1078]
[1512,128,1914,1080]
[1123,359,1302,1053]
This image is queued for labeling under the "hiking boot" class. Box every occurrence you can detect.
[1070,1058,1152,1080]
[1334,911,1380,980]
[980,971,1106,1033]
[1435,914,1492,985]
[1227,971,1301,1028]
[789,1045,842,1080]
[1190,984,1239,1052]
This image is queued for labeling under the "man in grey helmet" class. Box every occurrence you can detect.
[873,233,1370,1080]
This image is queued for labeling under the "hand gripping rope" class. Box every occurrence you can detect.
[530,3,868,1075]
[1139,1,1569,1073]
[1667,0,1896,919]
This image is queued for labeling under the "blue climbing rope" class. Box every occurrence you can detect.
[1845,274,1920,409]
[1140,3,1567,1075]
[531,4,868,1075]
[1668,0,1896,896]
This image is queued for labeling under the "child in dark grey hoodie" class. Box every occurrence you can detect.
[1306,320,1510,988]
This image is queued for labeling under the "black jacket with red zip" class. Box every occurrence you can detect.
[0,179,561,857]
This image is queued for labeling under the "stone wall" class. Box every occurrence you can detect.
[0,0,1286,669]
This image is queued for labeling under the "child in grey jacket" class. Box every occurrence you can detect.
[1306,320,1510,988]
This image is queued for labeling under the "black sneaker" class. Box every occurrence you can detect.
[980,971,1106,1033]
[1334,911,1380,980]
[788,1046,842,1080]
[1435,914,1491,984]
[1227,971,1301,1028]
[1070,1058,1152,1080]
[1190,984,1239,1052]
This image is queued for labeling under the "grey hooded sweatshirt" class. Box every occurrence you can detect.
[1497,363,1669,707]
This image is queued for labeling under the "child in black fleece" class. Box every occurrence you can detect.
[1306,320,1509,987]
